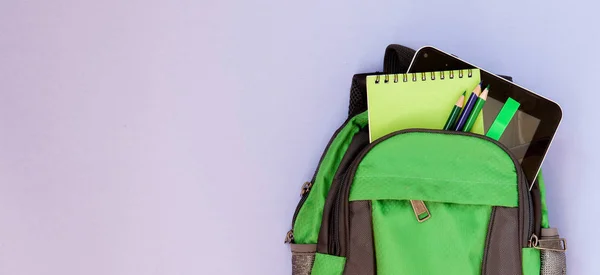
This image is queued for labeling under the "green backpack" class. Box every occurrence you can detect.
[286,45,566,275]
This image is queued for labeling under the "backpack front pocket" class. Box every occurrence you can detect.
[370,200,493,274]
[314,129,533,275]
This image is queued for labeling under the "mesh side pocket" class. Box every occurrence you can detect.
[291,244,316,275]
[541,249,567,275]
[540,228,567,275]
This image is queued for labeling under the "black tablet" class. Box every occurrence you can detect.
[407,46,562,188]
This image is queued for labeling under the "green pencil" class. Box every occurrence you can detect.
[463,85,489,132]
[443,91,466,130]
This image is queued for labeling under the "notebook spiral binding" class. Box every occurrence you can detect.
[374,69,474,84]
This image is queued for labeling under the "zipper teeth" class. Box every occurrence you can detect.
[291,194,309,227]
[327,128,533,256]
[527,171,535,238]
[330,185,343,254]
[518,159,535,244]
[289,118,353,230]
[309,118,352,183]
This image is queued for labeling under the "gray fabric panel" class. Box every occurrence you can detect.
[482,207,522,275]
[292,251,315,275]
[317,128,370,254]
[343,201,375,275]
[339,130,370,257]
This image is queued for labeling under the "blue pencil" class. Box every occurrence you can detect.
[454,83,482,131]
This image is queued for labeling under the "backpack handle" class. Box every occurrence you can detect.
[383,44,417,73]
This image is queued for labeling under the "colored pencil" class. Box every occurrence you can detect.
[463,85,489,132]
[443,92,465,130]
[454,82,482,131]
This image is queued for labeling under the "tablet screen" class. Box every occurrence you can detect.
[484,97,540,163]
[407,46,562,187]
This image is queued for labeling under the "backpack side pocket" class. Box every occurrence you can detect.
[291,244,317,275]
[538,228,567,275]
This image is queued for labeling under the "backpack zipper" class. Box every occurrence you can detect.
[285,181,313,244]
[526,173,534,244]
[517,164,535,247]
[291,182,313,225]
[410,200,431,222]
[308,118,353,184]
[286,118,354,243]
[326,129,535,256]
[328,171,351,255]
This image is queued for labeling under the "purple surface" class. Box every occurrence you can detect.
[0,0,593,274]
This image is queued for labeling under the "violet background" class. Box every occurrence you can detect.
[0,0,593,274]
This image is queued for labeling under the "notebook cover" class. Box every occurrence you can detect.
[367,70,483,142]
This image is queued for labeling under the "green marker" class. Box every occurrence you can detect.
[487,97,520,140]
[463,85,489,132]
[443,91,465,130]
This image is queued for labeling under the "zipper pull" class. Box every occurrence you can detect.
[284,230,294,244]
[300,182,313,196]
[528,234,539,248]
[410,200,431,222]
[529,230,567,252]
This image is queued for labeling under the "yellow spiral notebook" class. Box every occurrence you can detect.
[367,69,483,142]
